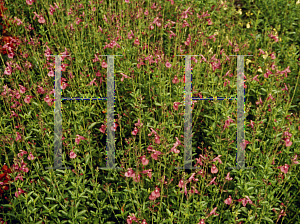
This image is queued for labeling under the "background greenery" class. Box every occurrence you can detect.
[0,0,299,223]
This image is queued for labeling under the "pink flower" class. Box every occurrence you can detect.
[223,116,234,130]
[127,30,134,40]
[211,164,218,173]
[207,207,219,218]
[4,66,12,75]
[125,168,135,178]
[133,173,141,183]
[18,150,28,158]
[198,219,205,224]
[224,195,232,205]
[140,155,149,165]
[142,169,152,179]
[270,52,276,59]
[49,5,56,15]
[16,132,22,141]
[173,102,182,111]
[125,0,130,3]
[75,135,85,145]
[120,73,131,82]
[75,17,82,25]
[38,16,45,24]
[212,155,223,164]
[225,172,233,181]
[99,124,106,133]
[178,179,185,188]
[237,196,253,207]
[149,187,160,200]
[15,173,24,181]
[154,135,160,144]
[15,188,25,198]
[27,152,35,160]
[24,95,34,104]
[101,61,107,68]
[26,0,34,5]
[165,61,172,68]
[70,150,77,159]
[132,127,138,136]
[285,138,292,147]
[188,172,199,183]
[48,70,54,77]
[134,118,143,128]
[172,75,180,84]
[207,177,216,186]
[134,37,140,45]
[151,150,161,160]
[206,18,213,25]
[19,85,26,94]
[279,164,289,174]
[127,213,139,224]
[291,154,299,165]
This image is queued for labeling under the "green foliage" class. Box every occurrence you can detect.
[0,0,299,223]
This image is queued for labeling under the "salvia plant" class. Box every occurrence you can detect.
[0,0,299,223]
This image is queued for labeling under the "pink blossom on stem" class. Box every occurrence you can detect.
[224,195,232,205]
[212,155,223,164]
[291,154,299,164]
[149,187,160,200]
[24,95,34,104]
[38,16,45,24]
[131,127,138,136]
[151,150,161,160]
[134,38,140,45]
[279,164,289,174]
[26,0,34,5]
[15,132,22,141]
[140,155,149,165]
[173,102,182,111]
[27,152,35,160]
[125,168,135,178]
[15,188,25,198]
[134,118,143,128]
[285,138,292,147]
[165,61,172,68]
[70,150,77,159]
[225,172,233,181]
[211,164,218,173]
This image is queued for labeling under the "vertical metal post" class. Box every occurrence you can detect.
[227,55,254,170]
[46,55,71,170]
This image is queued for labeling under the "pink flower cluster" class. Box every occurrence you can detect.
[149,186,160,200]
[12,150,36,198]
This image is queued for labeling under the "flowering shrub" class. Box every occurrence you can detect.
[0,0,299,223]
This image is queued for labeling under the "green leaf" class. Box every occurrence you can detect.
[166,209,172,216]
[32,129,40,133]
[42,205,50,212]
[75,210,87,218]
[59,210,69,217]
[45,197,57,202]
[88,122,99,130]
[203,115,214,120]
[262,216,274,223]
[25,191,35,199]
[49,204,58,212]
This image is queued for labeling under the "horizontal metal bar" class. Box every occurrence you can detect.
[192,98,237,100]
[60,98,107,100]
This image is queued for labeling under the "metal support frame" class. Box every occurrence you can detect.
[175,55,255,171]
[45,55,123,170]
